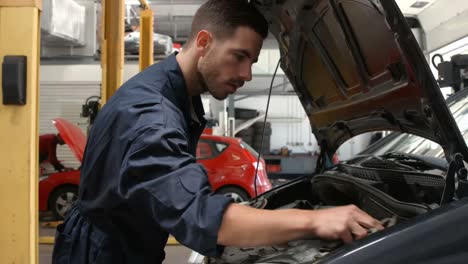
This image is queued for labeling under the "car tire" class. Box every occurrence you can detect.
[216,187,250,203]
[49,185,78,220]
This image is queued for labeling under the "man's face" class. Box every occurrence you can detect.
[198,26,264,100]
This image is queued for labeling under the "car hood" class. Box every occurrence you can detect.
[53,118,86,162]
[254,0,468,162]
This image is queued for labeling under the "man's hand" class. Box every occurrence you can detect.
[218,203,384,247]
[309,205,384,243]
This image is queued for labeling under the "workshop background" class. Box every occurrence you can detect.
[1,0,468,263]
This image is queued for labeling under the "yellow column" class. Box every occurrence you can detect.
[0,1,41,263]
[139,8,154,71]
[101,0,124,104]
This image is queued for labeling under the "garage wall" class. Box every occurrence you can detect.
[337,133,372,161]
[40,65,101,169]
[39,81,99,169]
[39,60,372,167]
[234,95,316,152]
[233,95,372,160]
[418,0,468,52]
[39,64,144,170]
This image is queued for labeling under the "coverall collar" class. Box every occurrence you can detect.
[165,53,206,125]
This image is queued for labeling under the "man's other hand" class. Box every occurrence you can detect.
[310,205,384,243]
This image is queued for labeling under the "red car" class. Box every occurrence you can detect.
[196,134,272,202]
[39,119,272,219]
[39,118,85,220]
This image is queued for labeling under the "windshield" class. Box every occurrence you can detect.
[372,92,468,158]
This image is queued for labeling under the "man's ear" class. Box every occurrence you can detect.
[195,30,212,56]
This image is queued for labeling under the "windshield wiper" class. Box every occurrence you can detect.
[381,151,448,171]
[360,155,416,171]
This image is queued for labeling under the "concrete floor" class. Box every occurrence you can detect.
[39,225,193,263]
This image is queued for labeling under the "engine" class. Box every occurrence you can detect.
[206,158,446,263]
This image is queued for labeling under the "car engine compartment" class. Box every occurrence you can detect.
[206,155,447,263]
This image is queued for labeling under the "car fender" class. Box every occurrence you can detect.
[39,170,80,211]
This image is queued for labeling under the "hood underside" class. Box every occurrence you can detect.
[254,0,468,161]
[53,118,86,162]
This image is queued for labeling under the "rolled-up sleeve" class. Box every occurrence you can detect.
[121,125,233,256]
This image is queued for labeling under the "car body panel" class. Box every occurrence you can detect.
[53,118,86,162]
[39,119,84,213]
[226,174,468,264]
[254,0,468,162]
[39,122,271,213]
[320,197,468,263]
[197,134,272,198]
[193,1,468,263]
[39,169,80,211]
[315,88,468,263]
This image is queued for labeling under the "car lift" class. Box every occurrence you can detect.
[0,0,41,263]
[42,0,184,248]
[137,0,154,72]
[83,0,154,127]
[100,0,125,105]
[101,0,155,104]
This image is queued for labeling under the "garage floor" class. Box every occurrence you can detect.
[39,225,193,263]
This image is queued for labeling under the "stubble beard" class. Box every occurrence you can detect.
[199,59,227,101]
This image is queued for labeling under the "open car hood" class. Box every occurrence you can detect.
[53,118,86,162]
[254,0,468,163]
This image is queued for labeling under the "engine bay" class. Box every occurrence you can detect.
[206,155,448,263]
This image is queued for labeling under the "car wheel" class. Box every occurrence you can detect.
[217,187,250,203]
[49,186,78,220]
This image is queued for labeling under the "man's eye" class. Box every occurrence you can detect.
[234,53,244,61]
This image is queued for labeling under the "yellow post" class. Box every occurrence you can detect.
[0,1,41,263]
[139,8,154,71]
[101,0,124,104]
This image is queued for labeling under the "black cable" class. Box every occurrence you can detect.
[254,57,282,200]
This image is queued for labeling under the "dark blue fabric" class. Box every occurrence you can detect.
[52,54,233,264]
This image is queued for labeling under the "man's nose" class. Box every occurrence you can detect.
[239,64,252,82]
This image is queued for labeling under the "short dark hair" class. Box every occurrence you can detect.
[187,0,269,44]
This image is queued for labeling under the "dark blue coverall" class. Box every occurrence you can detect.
[52,54,233,264]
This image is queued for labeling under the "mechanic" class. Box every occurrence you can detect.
[52,1,384,263]
[39,133,65,172]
